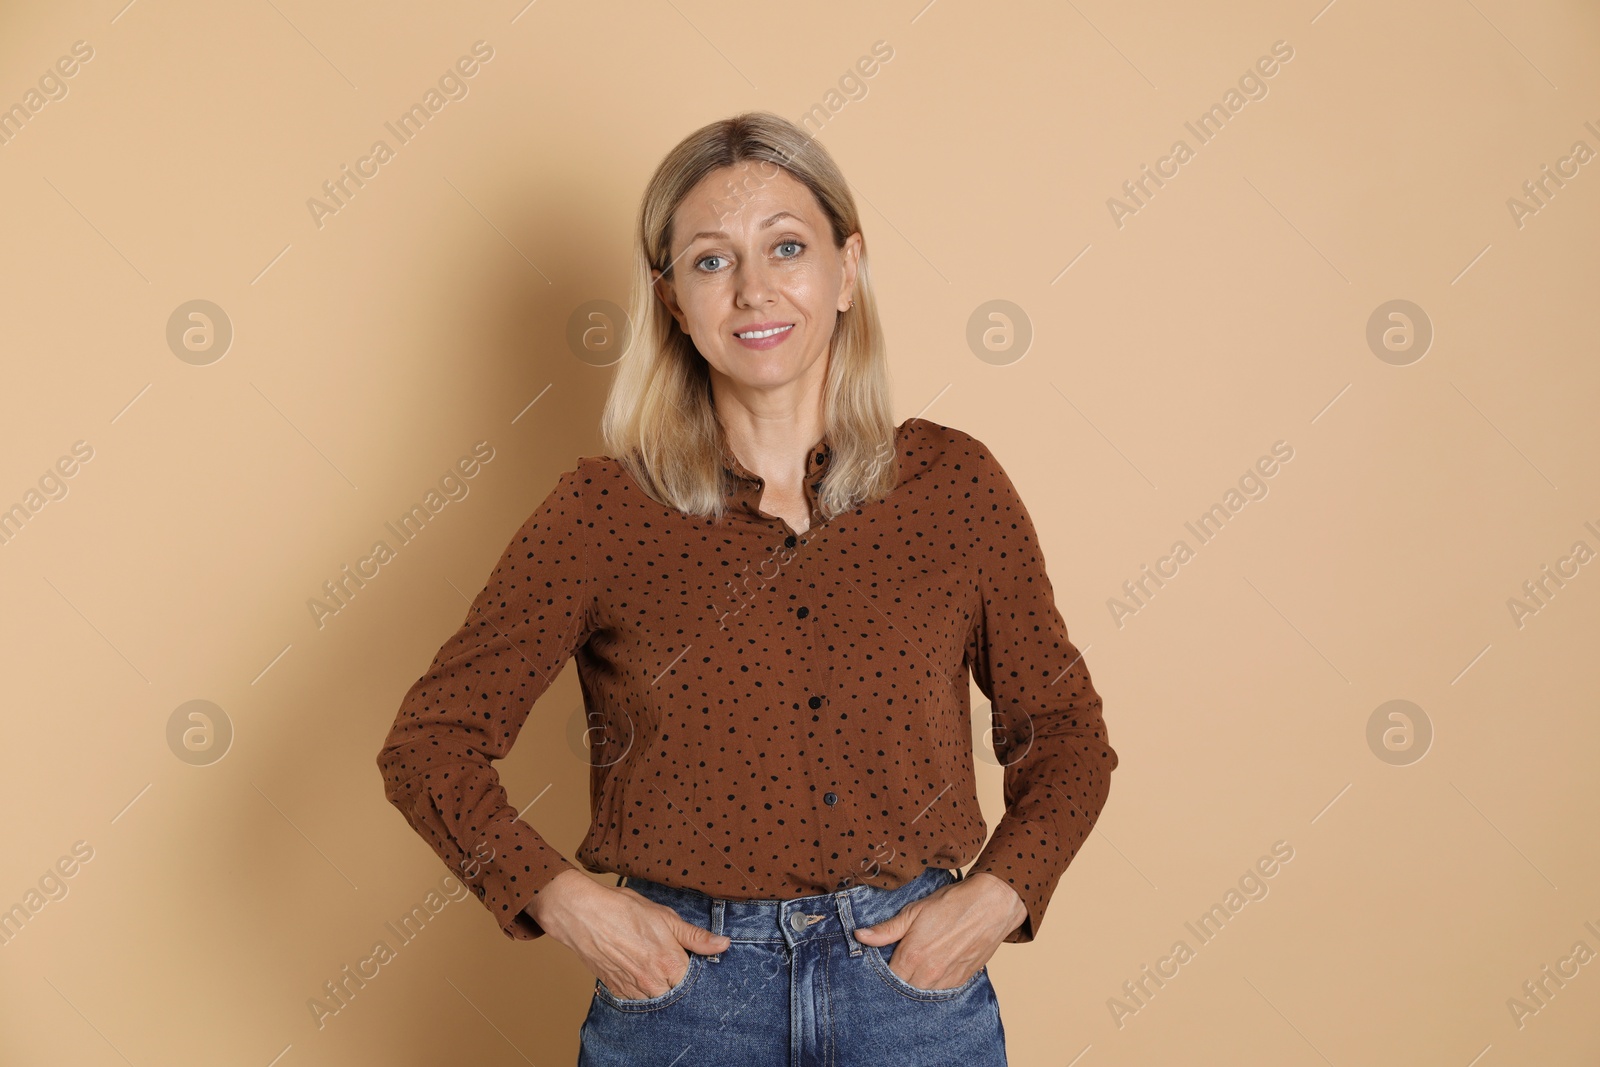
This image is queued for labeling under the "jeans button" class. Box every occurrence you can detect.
[788,911,807,932]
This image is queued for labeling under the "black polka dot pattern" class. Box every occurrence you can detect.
[376,417,1118,944]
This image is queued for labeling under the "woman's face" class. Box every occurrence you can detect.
[653,160,861,398]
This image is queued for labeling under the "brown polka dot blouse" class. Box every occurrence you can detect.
[376,417,1117,945]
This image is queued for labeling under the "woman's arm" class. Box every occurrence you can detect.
[375,463,598,941]
[962,441,1119,944]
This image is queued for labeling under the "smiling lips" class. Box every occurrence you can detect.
[732,322,795,349]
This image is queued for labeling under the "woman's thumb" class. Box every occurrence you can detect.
[852,909,908,944]
[679,919,731,951]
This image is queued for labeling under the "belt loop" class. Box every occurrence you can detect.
[834,890,863,957]
[709,898,726,963]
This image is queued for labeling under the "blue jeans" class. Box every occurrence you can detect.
[577,865,1008,1066]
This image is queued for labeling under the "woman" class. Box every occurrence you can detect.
[375,111,1117,1065]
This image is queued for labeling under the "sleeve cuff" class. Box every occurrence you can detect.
[967,808,1076,944]
[474,816,580,942]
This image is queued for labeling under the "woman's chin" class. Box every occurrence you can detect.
[713,355,809,387]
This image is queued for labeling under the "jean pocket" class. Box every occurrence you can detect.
[594,951,703,1012]
[864,942,986,1002]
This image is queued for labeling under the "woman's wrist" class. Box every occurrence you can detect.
[525,867,593,942]
[965,871,1029,935]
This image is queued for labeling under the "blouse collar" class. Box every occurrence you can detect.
[720,431,834,523]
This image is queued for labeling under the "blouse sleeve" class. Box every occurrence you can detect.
[375,463,597,942]
[962,443,1118,944]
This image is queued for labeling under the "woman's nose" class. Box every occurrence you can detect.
[733,260,775,307]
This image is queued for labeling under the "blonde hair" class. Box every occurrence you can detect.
[599,111,898,522]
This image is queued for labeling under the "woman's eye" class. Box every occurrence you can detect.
[695,242,801,272]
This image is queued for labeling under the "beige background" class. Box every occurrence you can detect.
[2,0,1597,1064]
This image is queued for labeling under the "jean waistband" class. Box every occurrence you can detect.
[619,866,962,953]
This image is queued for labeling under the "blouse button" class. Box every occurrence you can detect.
[785,534,797,547]
[796,606,809,618]
[808,696,822,709]
[824,792,838,805]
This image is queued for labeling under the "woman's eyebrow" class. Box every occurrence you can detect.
[688,210,806,243]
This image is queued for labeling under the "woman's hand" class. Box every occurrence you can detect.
[851,872,1027,989]
[526,869,731,1000]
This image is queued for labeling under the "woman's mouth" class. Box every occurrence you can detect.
[732,322,794,349]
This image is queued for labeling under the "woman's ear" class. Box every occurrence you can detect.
[838,232,864,310]
[652,270,687,332]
